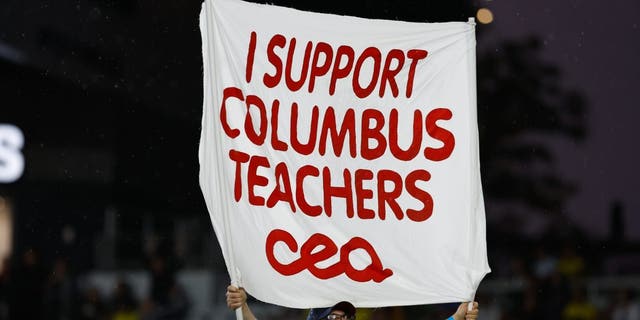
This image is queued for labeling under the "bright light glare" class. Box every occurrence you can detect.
[477,8,494,24]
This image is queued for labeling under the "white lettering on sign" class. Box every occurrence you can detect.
[0,124,24,183]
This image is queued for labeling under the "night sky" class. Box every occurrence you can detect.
[481,0,640,239]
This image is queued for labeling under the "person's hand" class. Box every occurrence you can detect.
[453,301,479,320]
[226,285,247,310]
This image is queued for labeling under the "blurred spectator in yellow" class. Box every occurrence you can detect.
[557,245,585,279]
[563,287,597,320]
[111,279,140,320]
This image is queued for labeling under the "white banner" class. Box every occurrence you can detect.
[199,0,490,308]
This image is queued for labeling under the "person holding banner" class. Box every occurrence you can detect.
[226,285,479,320]
[202,0,490,318]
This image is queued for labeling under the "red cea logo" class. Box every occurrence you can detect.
[265,229,393,282]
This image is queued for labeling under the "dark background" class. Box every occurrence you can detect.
[1,0,639,320]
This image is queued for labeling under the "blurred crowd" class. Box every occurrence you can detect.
[1,236,638,320]
[475,243,640,320]
[0,251,189,320]
[0,194,638,320]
